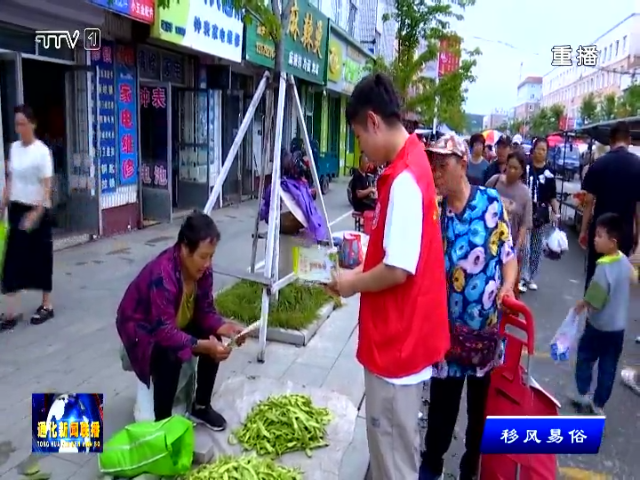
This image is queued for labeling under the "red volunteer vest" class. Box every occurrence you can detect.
[357,134,450,378]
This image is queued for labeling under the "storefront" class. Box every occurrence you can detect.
[0,0,106,242]
[326,25,372,175]
[244,0,329,172]
[149,0,245,216]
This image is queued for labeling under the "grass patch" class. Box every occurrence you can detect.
[215,280,339,330]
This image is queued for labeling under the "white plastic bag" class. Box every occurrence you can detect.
[550,308,584,361]
[133,357,197,422]
[545,227,569,253]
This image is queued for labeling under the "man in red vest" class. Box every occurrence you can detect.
[329,73,450,480]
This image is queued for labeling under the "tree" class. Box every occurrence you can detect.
[578,93,598,125]
[548,103,565,131]
[367,0,481,132]
[528,107,554,137]
[597,93,617,121]
[507,118,525,135]
[616,84,640,118]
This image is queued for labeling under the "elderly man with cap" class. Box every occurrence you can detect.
[421,133,518,480]
[482,134,512,184]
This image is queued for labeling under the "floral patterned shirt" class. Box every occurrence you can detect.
[434,187,515,378]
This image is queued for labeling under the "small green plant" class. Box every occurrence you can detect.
[215,280,339,330]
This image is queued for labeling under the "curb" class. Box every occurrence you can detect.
[244,301,336,346]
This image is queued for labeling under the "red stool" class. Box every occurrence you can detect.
[363,210,374,235]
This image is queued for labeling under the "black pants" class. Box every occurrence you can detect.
[150,324,220,421]
[422,375,491,479]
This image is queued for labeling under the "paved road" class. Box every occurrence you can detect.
[0,181,359,479]
[439,228,640,479]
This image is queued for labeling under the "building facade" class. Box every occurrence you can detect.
[514,76,542,121]
[483,113,507,130]
[541,13,640,121]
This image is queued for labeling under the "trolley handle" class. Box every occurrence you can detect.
[500,297,535,356]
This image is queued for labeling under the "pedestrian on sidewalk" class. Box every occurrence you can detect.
[421,134,518,480]
[466,133,489,186]
[520,137,560,293]
[486,149,533,292]
[481,134,511,184]
[116,212,247,430]
[329,73,450,480]
[572,213,636,415]
[0,104,55,329]
[578,121,640,291]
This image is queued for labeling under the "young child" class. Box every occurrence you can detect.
[572,213,636,415]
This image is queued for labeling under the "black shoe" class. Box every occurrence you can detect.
[30,306,54,325]
[0,313,24,330]
[190,405,227,431]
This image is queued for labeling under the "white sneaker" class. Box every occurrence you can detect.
[527,282,538,291]
[570,392,591,407]
[518,281,528,293]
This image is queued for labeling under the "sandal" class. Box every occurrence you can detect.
[0,313,24,330]
[30,306,55,325]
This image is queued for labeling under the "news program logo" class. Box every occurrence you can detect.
[32,393,103,453]
[481,416,605,455]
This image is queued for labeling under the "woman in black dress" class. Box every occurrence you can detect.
[0,104,55,328]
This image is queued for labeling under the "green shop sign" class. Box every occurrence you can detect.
[327,26,371,94]
[244,0,329,84]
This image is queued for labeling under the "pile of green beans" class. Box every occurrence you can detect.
[229,394,332,457]
[181,455,302,480]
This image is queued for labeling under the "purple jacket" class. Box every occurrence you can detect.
[116,245,224,386]
[260,178,327,242]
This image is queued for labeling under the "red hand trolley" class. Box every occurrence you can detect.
[479,297,561,480]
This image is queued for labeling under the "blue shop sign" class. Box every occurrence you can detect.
[115,44,139,186]
[90,41,118,194]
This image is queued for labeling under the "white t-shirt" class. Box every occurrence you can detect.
[9,140,53,207]
[379,170,433,385]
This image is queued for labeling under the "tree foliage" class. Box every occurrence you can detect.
[366,0,481,132]
[527,104,565,137]
[578,93,598,125]
[597,93,617,122]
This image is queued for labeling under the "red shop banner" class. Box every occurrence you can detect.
[438,38,461,78]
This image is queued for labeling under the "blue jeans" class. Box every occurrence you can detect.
[575,322,624,408]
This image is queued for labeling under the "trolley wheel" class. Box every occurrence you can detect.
[320,176,330,195]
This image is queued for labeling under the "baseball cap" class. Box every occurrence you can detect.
[495,134,512,147]
[425,133,468,158]
[512,134,523,145]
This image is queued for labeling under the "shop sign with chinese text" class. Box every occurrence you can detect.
[437,39,461,77]
[139,85,170,189]
[88,0,155,24]
[244,0,329,84]
[115,44,138,186]
[151,0,244,63]
[90,41,117,194]
[326,28,370,94]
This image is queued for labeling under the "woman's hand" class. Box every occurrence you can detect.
[217,321,248,346]
[20,209,41,231]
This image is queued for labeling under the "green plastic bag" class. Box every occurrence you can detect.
[98,416,194,478]
[0,220,7,275]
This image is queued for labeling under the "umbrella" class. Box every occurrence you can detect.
[482,130,502,145]
[546,134,564,147]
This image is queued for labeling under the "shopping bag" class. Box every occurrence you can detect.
[545,227,569,254]
[550,308,584,362]
[98,416,195,478]
[338,233,364,269]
